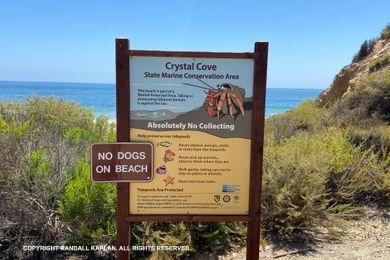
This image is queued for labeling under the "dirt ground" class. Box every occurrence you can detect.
[219,207,390,260]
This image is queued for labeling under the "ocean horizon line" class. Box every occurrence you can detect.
[0,80,325,90]
[0,81,324,119]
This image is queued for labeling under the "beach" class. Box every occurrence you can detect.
[0,81,323,119]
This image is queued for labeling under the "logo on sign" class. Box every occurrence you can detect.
[222,185,240,193]
[223,195,231,203]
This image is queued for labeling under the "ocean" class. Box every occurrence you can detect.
[0,81,323,119]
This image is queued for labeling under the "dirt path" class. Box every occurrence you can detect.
[220,208,389,260]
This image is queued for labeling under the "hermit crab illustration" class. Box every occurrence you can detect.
[183,79,246,119]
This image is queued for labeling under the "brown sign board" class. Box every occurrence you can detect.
[114,38,268,260]
[91,143,153,182]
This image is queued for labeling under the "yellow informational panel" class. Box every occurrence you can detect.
[129,56,254,215]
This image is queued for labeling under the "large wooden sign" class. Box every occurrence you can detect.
[128,56,254,215]
[114,38,268,260]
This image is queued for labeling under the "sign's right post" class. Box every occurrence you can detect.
[246,42,268,260]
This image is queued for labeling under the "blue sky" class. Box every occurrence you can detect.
[0,0,388,88]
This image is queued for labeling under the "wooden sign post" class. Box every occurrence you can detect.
[114,38,268,260]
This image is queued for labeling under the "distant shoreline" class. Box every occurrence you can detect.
[0,80,325,90]
[0,81,324,120]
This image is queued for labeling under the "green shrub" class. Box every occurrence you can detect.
[352,39,376,63]
[1,87,389,259]
[0,114,6,131]
[23,96,95,135]
[0,97,115,258]
[130,220,246,259]
[381,24,390,40]
[59,161,116,244]
[262,129,360,235]
[328,148,390,205]
[131,222,193,259]
[348,125,390,158]
[369,55,390,73]
[266,100,331,141]
[187,222,246,252]
[331,68,390,124]
[263,125,390,235]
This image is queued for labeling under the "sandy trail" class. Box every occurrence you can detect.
[217,208,389,260]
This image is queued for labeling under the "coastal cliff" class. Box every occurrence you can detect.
[317,25,390,107]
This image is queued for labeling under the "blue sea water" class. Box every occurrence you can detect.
[0,81,323,119]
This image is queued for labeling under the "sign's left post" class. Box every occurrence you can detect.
[115,38,131,260]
